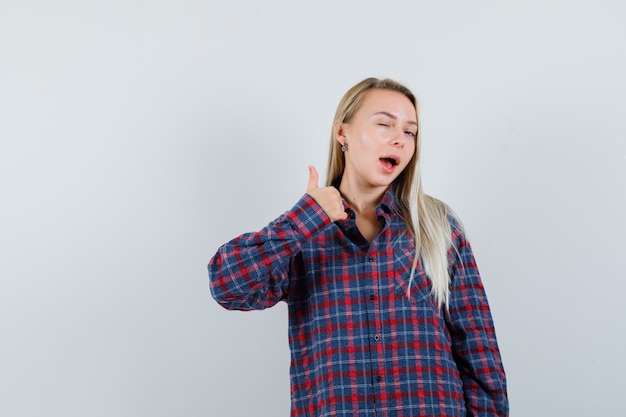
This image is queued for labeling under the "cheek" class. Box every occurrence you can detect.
[407,141,417,158]
[403,144,417,168]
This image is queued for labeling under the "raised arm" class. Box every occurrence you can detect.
[208,166,346,311]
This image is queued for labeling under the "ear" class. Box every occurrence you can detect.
[335,122,348,146]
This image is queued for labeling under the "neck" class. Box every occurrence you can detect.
[338,173,387,216]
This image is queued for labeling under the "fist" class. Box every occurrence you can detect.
[306,166,348,222]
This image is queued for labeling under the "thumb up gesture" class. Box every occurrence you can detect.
[306,166,348,222]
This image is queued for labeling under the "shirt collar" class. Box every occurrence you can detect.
[338,186,401,220]
[377,187,401,218]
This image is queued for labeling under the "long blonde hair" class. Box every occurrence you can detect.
[326,77,455,308]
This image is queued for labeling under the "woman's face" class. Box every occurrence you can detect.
[339,88,417,191]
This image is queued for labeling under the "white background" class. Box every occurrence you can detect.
[1,1,625,416]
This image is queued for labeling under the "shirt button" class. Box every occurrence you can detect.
[370,295,375,301]
[376,375,382,382]
[367,257,373,262]
[373,335,380,341]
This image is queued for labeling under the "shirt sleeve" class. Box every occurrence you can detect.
[208,194,331,311]
[444,216,509,417]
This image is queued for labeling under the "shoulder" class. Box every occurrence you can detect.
[423,194,467,244]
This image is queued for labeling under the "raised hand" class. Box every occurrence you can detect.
[306,166,348,222]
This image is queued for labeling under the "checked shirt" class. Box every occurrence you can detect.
[209,189,508,417]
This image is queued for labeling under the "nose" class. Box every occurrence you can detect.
[390,127,405,147]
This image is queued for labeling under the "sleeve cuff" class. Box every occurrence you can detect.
[285,194,332,240]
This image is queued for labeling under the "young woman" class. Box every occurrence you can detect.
[209,78,509,417]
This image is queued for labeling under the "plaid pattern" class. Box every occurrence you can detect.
[209,190,508,417]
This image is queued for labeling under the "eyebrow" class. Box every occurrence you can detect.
[374,111,418,126]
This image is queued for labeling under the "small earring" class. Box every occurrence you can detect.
[341,145,348,152]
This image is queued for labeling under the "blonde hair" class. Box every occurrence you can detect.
[326,77,455,308]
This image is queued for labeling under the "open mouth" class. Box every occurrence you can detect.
[380,157,399,167]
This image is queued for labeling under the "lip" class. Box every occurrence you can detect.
[379,154,401,174]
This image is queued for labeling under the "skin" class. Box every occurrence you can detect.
[307,89,417,241]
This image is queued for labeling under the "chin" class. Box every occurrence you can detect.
[370,177,397,188]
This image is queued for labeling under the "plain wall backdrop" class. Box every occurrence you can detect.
[1,1,625,416]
